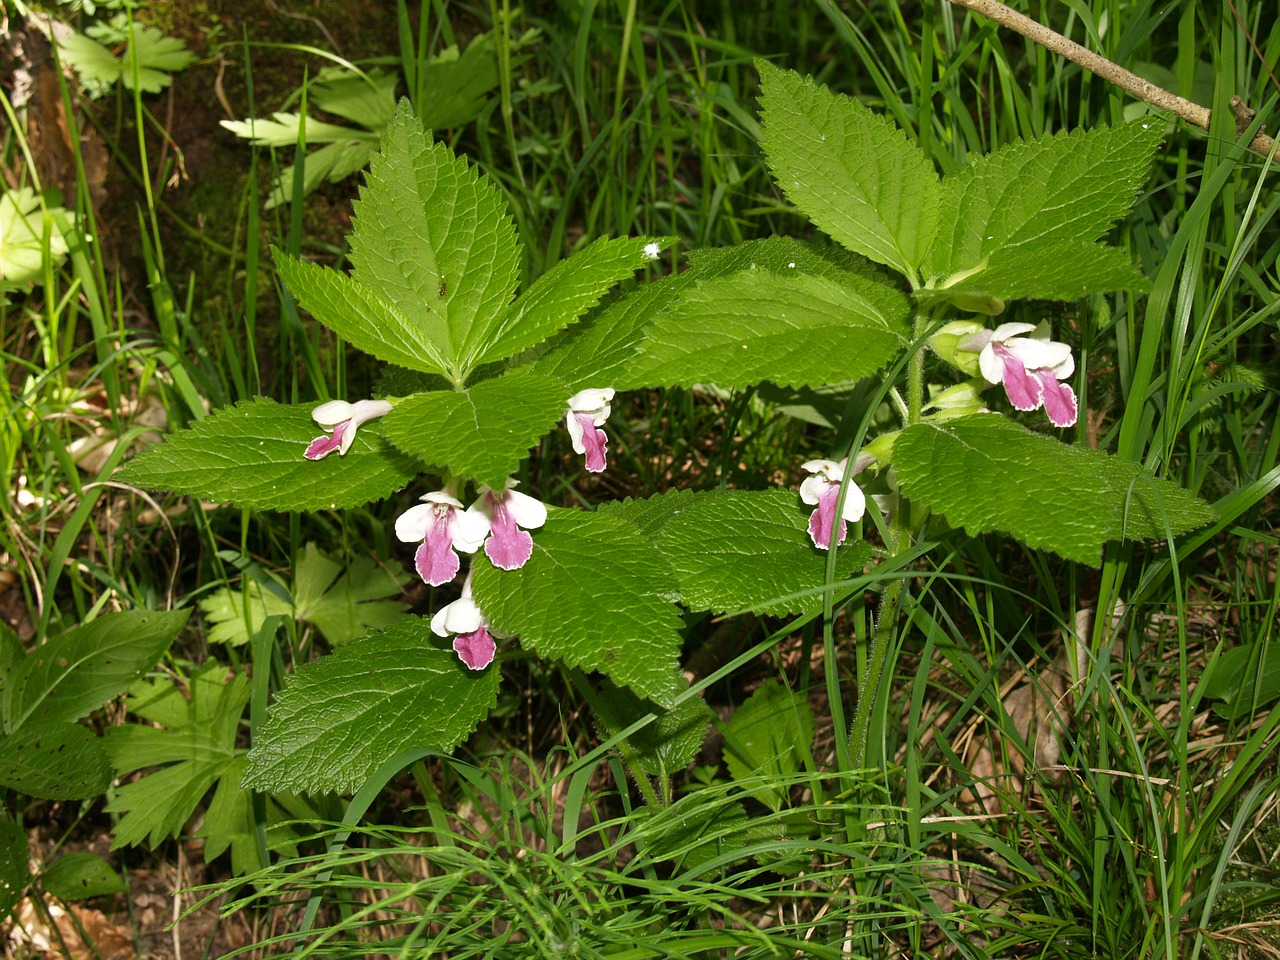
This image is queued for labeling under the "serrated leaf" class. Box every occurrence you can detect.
[591,678,712,778]
[893,415,1216,565]
[104,664,250,849]
[758,60,939,278]
[242,619,500,795]
[621,268,909,390]
[923,241,1149,303]
[347,102,521,380]
[475,236,673,367]
[0,722,112,800]
[471,509,685,707]
[921,122,1163,297]
[652,489,872,616]
[41,852,128,901]
[381,369,568,490]
[199,580,293,647]
[118,397,420,511]
[274,251,451,375]
[722,679,815,811]
[637,791,749,871]
[0,818,27,918]
[2,609,188,733]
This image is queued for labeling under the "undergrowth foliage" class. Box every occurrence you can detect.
[122,63,1214,799]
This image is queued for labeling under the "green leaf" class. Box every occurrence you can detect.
[199,579,293,647]
[606,489,872,616]
[591,679,712,779]
[118,397,420,512]
[0,818,27,919]
[242,619,500,795]
[292,544,409,647]
[0,187,73,288]
[58,25,196,97]
[41,852,128,901]
[274,251,451,375]
[0,722,112,800]
[471,509,686,708]
[310,67,399,129]
[104,663,250,849]
[475,236,672,367]
[1201,643,1280,719]
[56,32,123,94]
[636,791,749,871]
[196,755,317,876]
[621,267,909,390]
[893,415,1216,565]
[722,679,815,812]
[347,102,521,380]
[221,112,376,147]
[381,369,568,490]
[757,60,940,278]
[921,121,1163,299]
[922,241,1149,304]
[2,609,188,733]
[417,35,502,131]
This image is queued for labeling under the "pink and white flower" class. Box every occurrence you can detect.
[565,388,615,473]
[800,456,869,550]
[304,399,393,460]
[431,575,496,670]
[394,483,490,587]
[959,322,1078,428]
[464,479,547,571]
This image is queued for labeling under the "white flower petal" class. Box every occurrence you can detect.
[394,502,437,542]
[348,399,393,426]
[452,508,491,553]
[421,489,464,509]
[799,474,828,506]
[839,483,867,523]
[801,458,845,482]
[505,489,547,530]
[1003,337,1072,371]
[990,322,1037,342]
[978,344,1005,385]
[431,596,484,637]
[311,399,356,427]
[568,387,615,412]
[565,409,586,453]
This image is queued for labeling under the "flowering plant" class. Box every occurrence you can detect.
[122,70,1214,797]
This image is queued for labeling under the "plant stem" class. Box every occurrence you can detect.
[947,0,1278,158]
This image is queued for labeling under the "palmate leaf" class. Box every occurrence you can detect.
[603,489,871,616]
[471,509,686,708]
[58,24,196,98]
[475,236,673,367]
[346,102,521,381]
[757,60,940,279]
[1,609,188,733]
[893,415,1215,565]
[381,369,568,490]
[242,619,500,795]
[920,121,1163,300]
[119,398,420,511]
[620,266,909,390]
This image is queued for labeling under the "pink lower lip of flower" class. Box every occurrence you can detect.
[573,412,609,473]
[452,626,496,670]
[994,343,1045,412]
[304,420,350,460]
[1036,370,1078,427]
[808,483,848,549]
[414,531,460,587]
[484,494,534,570]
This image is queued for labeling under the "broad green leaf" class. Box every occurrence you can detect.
[921,121,1163,296]
[242,619,500,795]
[757,60,940,278]
[104,664,249,849]
[40,852,128,901]
[722,679,815,811]
[1200,643,1280,719]
[922,241,1149,304]
[0,722,112,800]
[2,609,188,733]
[381,369,568,490]
[893,415,1216,565]
[221,113,374,147]
[591,679,712,778]
[347,103,521,379]
[471,509,685,707]
[275,252,450,375]
[417,35,503,131]
[311,67,399,128]
[58,25,196,98]
[621,268,909,390]
[475,236,672,367]
[0,187,73,288]
[643,489,872,616]
[119,398,420,512]
[0,818,26,919]
[197,755,316,876]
